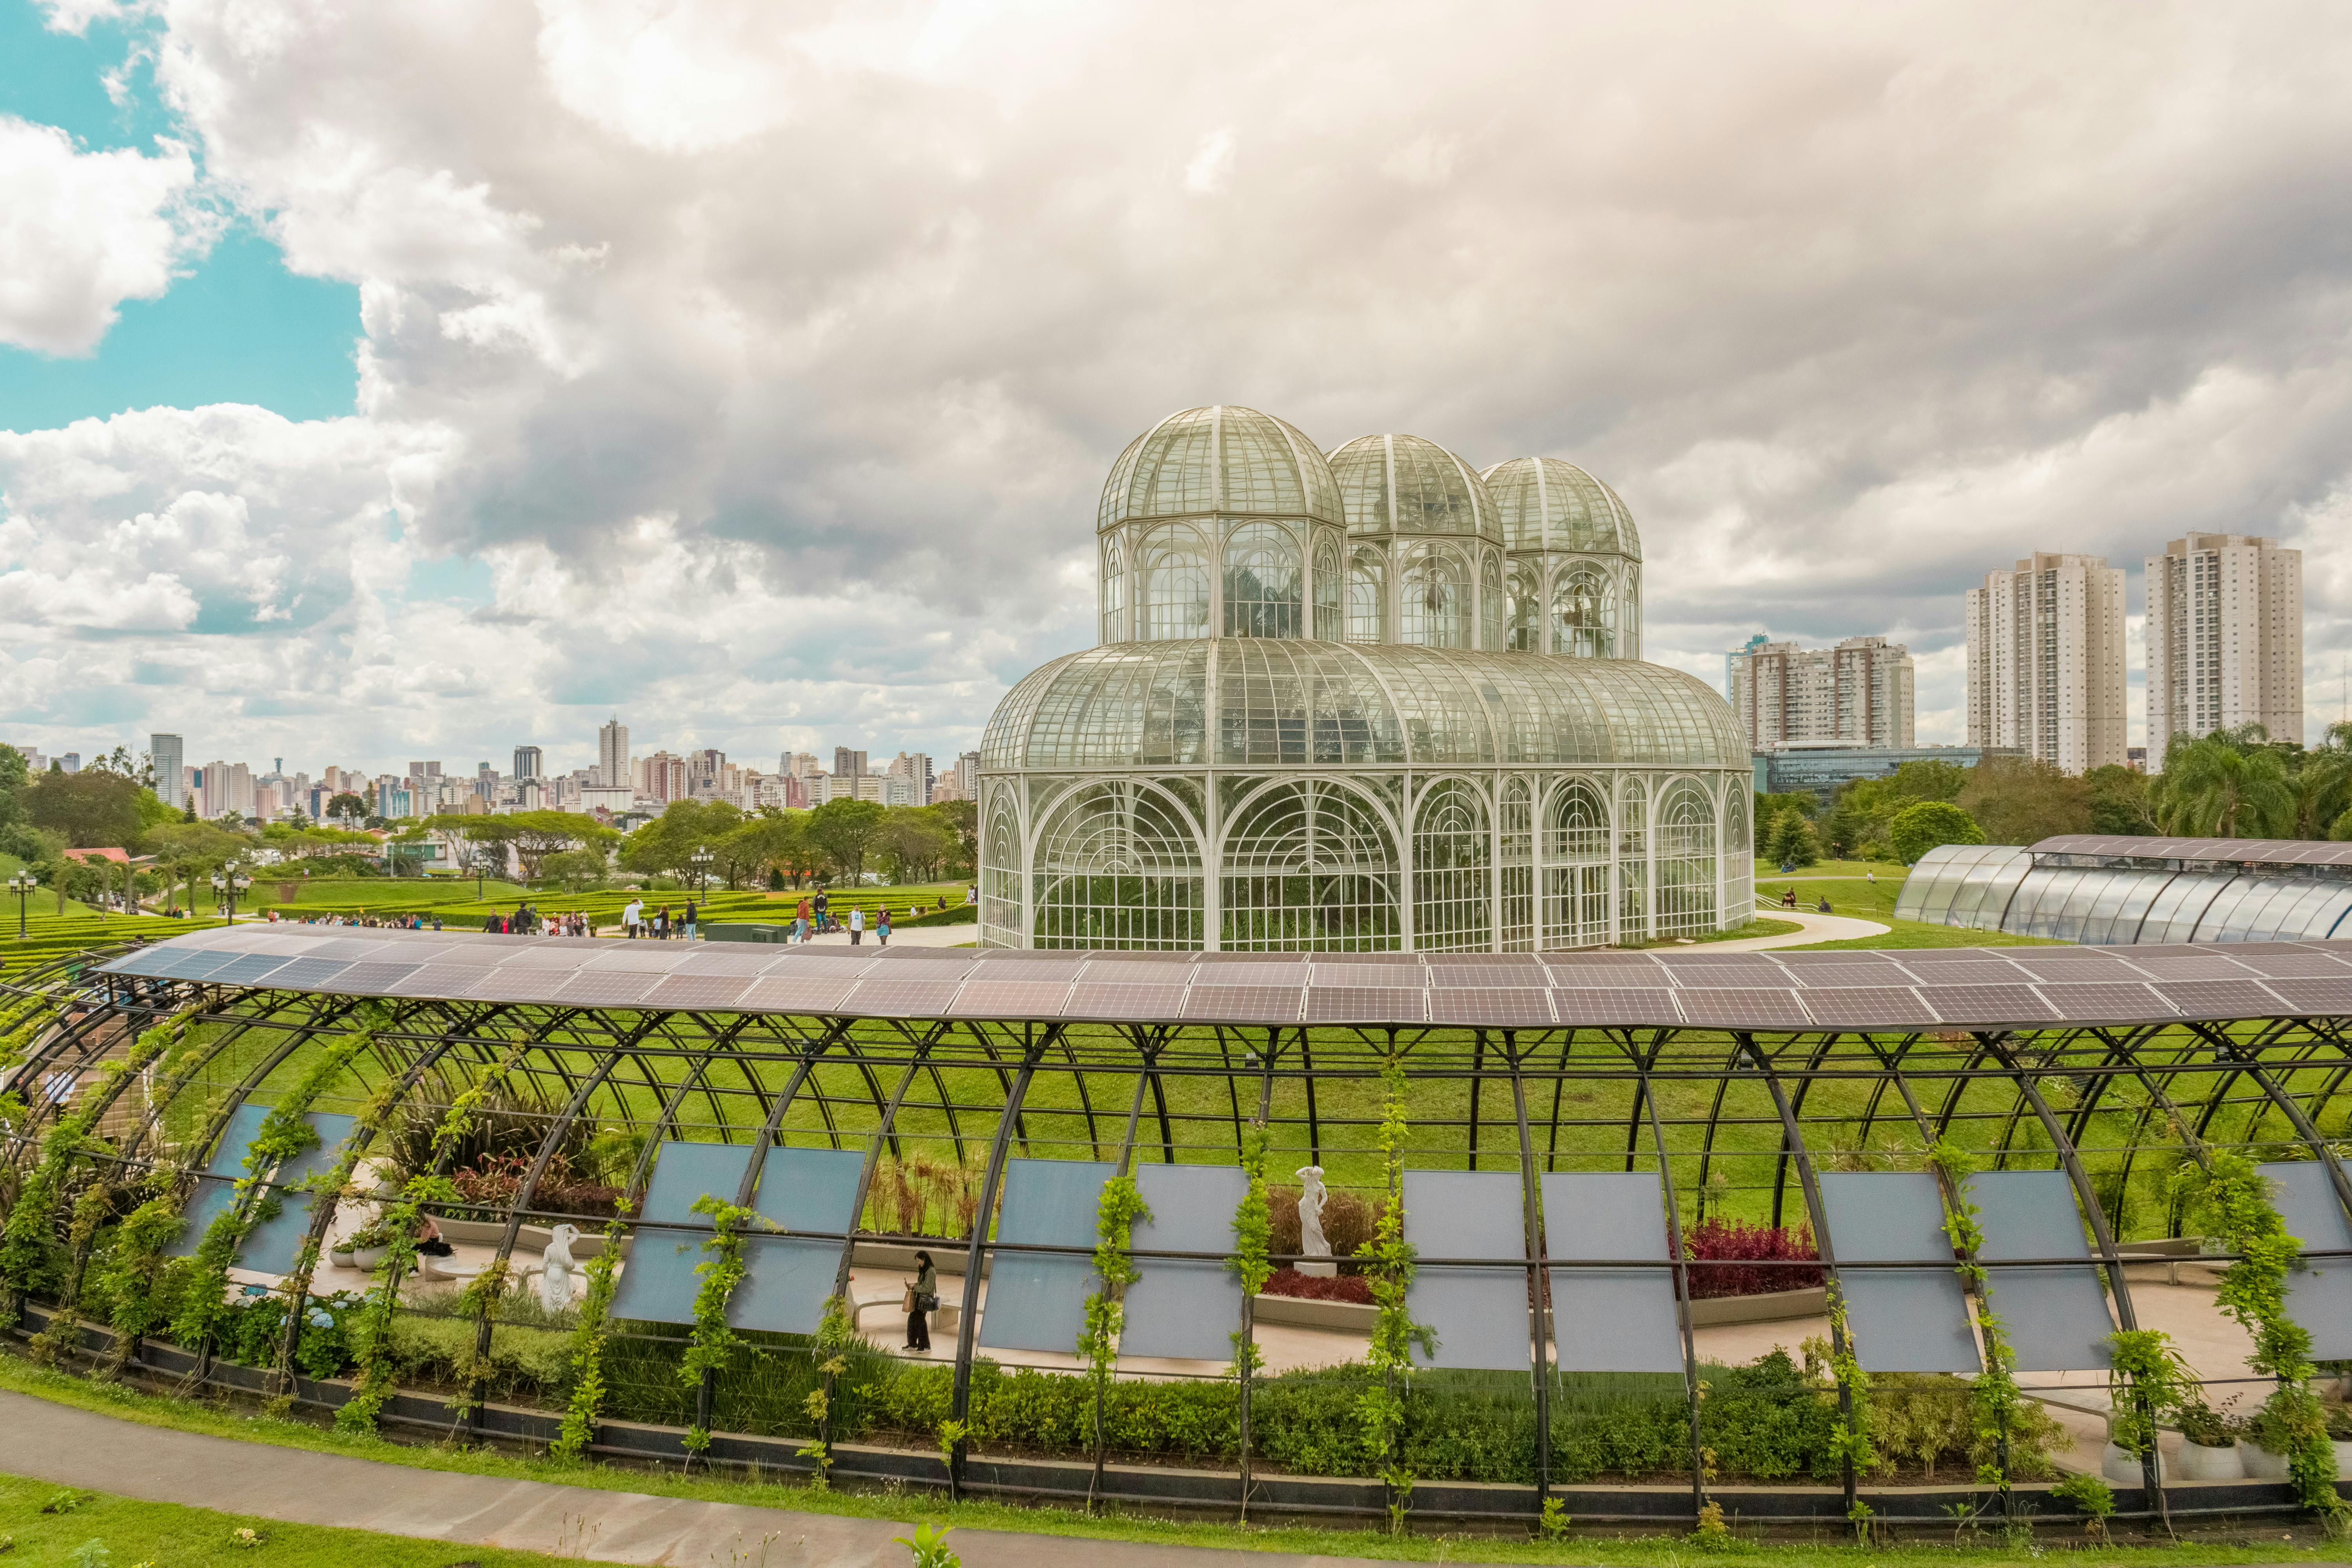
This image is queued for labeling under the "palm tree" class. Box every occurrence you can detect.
[2159,731,2294,838]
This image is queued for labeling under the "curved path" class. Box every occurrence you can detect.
[1700,906,1891,950]
[0,1391,1359,1567]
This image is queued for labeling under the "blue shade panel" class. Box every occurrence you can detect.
[1541,1171,1684,1374]
[2259,1161,2352,1360]
[236,1114,359,1276]
[1967,1171,2113,1371]
[733,1147,869,1336]
[1120,1164,1248,1361]
[610,1142,754,1326]
[979,1160,1113,1355]
[1817,1173,1980,1374]
[1403,1171,1530,1372]
[171,1103,273,1257]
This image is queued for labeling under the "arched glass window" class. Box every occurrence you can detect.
[1312,538,1341,642]
[980,790,1024,948]
[1499,777,1533,951]
[1220,780,1400,950]
[1620,568,1641,658]
[1398,546,1469,648]
[1031,780,1203,950]
[1346,547,1386,644]
[1099,535,1125,643]
[1506,566,1541,652]
[1543,777,1610,948]
[1413,777,1490,951]
[1479,554,1503,651]
[1140,526,1211,641]
[1223,522,1303,638]
[1617,776,1649,941]
[1655,778,1717,938]
[1553,565,1616,658]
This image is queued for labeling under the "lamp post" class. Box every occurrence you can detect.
[211,869,250,922]
[7,871,34,941]
[691,847,714,898]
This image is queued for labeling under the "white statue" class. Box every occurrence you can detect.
[1295,1165,1336,1277]
[539,1223,582,1312]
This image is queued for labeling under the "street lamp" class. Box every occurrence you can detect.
[691,847,714,897]
[210,869,251,922]
[7,871,34,941]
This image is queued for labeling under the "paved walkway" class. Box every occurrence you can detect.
[0,1392,1356,1566]
[1700,906,1891,950]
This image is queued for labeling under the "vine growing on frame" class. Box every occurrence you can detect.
[1077,1171,1149,1510]
[678,1192,763,1460]
[1926,1140,2024,1530]
[1358,1054,1434,1535]
[551,1203,633,1463]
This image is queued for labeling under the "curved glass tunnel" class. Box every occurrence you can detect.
[8,939,2352,1525]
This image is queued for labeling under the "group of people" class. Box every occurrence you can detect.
[485,906,592,936]
[270,910,446,930]
[619,898,697,940]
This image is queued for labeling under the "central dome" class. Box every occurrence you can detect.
[1327,433,1501,543]
[1481,457,1641,557]
[1097,405,1342,530]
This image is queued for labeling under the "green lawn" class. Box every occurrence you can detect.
[1,1364,2342,1566]
[246,878,972,930]
[1619,916,1802,949]
[0,1473,600,1567]
[0,913,223,978]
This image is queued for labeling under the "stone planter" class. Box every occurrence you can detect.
[328,1247,356,1269]
[2102,1442,2152,1483]
[2241,1442,2292,1480]
[350,1245,388,1271]
[2337,1439,2352,1480]
[2173,1438,2241,1481]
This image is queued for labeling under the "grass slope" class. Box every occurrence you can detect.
[0,1361,2339,1566]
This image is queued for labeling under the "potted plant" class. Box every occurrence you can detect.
[2329,1403,2352,1480]
[2172,1399,2242,1481]
[345,1218,392,1271]
[2243,1397,2294,1481]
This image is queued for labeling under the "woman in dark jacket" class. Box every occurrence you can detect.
[906,1250,936,1352]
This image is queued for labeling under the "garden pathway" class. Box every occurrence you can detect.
[0,1391,1370,1566]
[1700,906,1891,949]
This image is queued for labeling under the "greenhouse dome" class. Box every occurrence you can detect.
[1482,456,1643,661]
[994,406,1738,951]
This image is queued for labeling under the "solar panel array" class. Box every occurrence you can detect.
[94,924,2352,1030]
[2033,833,2352,869]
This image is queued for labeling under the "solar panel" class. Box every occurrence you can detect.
[2258,978,2352,1015]
[301,938,401,962]
[1999,955,2145,983]
[1063,982,1190,1019]
[1310,962,1423,986]
[554,971,659,1006]
[1787,989,1937,1029]
[1426,988,1554,1027]
[583,946,696,973]
[382,964,497,998]
[1651,956,1793,986]
[841,979,966,1016]
[1770,961,1917,990]
[1301,987,1427,1024]
[760,955,881,978]
[1915,984,2057,1025]
[1543,955,1666,981]
[945,979,1072,1018]
[2153,979,2288,1018]
[641,975,757,1011]
[1181,985,1303,1023]
[316,960,423,993]
[1673,989,1814,1030]
[103,948,182,978]
[964,957,1088,982]
[1194,959,1309,983]
[1425,960,1546,988]
[738,976,856,1012]
[2031,984,2177,1023]
[1076,961,1196,987]
[1548,988,1680,1025]
[670,951,781,977]
[2122,950,2258,980]
[2232,950,2352,979]
[494,946,596,971]
[464,970,567,1004]
[159,949,241,979]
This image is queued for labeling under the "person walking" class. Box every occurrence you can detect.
[813,889,830,931]
[622,896,643,938]
[795,897,811,944]
[905,1250,936,1352]
[654,904,671,940]
[682,898,698,942]
[848,906,865,945]
[877,906,891,946]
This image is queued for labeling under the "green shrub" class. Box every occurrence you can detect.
[1889,801,1984,864]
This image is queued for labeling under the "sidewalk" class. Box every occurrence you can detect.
[0,1391,1347,1566]
[1699,906,1891,950]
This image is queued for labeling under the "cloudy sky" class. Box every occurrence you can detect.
[4,0,2349,779]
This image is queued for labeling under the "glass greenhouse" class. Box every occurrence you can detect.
[994,405,1725,951]
[9,927,2352,1530]
[1898,836,2352,946]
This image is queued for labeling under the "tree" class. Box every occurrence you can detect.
[539,847,612,892]
[23,769,145,848]
[878,808,956,884]
[2153,731,2293,838]
[434,809,618,882]
[325,792,369,828]
[1889,800,1985,864]
[932,797,978,877]
[715,814,802,890]
[617,799,744,882]
[805,797,886,882]
[144,821,256,913]
[1764,810,1820,869]
[2284,747,2352,840]
[1954,755,2092,846]
[2084,764,2157,836]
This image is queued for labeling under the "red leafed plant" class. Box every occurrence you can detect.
[1259,1267,1374,1305]
[1681,1219,1822,1298]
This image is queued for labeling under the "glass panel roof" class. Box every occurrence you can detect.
[1480,456,1642,559]
[1326,433,1501,543]
[1097,405,1341,528]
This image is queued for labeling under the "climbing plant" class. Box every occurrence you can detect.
[1227,1122,1273,1380]
[1076,1171,1149,1506]
[678,1192,762,1458]
[550,1204,633,1463]
[1927,1140,2024,1517]
[1822,1291,1877,1542]
[2105,1327,2197,1468]
[1357,1054,1434,1535]
[25,1178,114,1365]
[799,1291,859,1489]
[2180,1151,2346,1520]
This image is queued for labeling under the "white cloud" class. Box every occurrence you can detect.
[0,117,203,356]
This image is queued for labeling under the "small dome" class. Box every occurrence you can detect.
[1481,457,1641,559]
[1327,433,1501,544]
[1097,406,1342,530]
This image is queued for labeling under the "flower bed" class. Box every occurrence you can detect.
[1682,1219,1823,1298]
[1259,1267,1372,1305]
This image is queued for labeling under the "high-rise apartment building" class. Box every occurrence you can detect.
[687,748,726,797]
[150,733,184,808]
[597,718,629,788]
[1727,636,1915,751]
[197,760,256,819]
[513,746,543,780]
[886,751,933,804]
[2145,533,2303,763]
[636,751,688,802]
[834,747,867,778]
[1965,552,2128,774]
[784,752,820,779]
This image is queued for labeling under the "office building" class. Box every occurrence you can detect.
[1964,552,2128,774]
[1727,635,1915,751]
[151,733,185,808]
[2145,533,2303,762]
[887,751,933,804]
[636,751,688,803]
[514,746,543,780]
[1753,743,2017,807]
[197,760,256,819]
[834,747,868,779]
[597,718,630,788]
[784,751,820,779]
